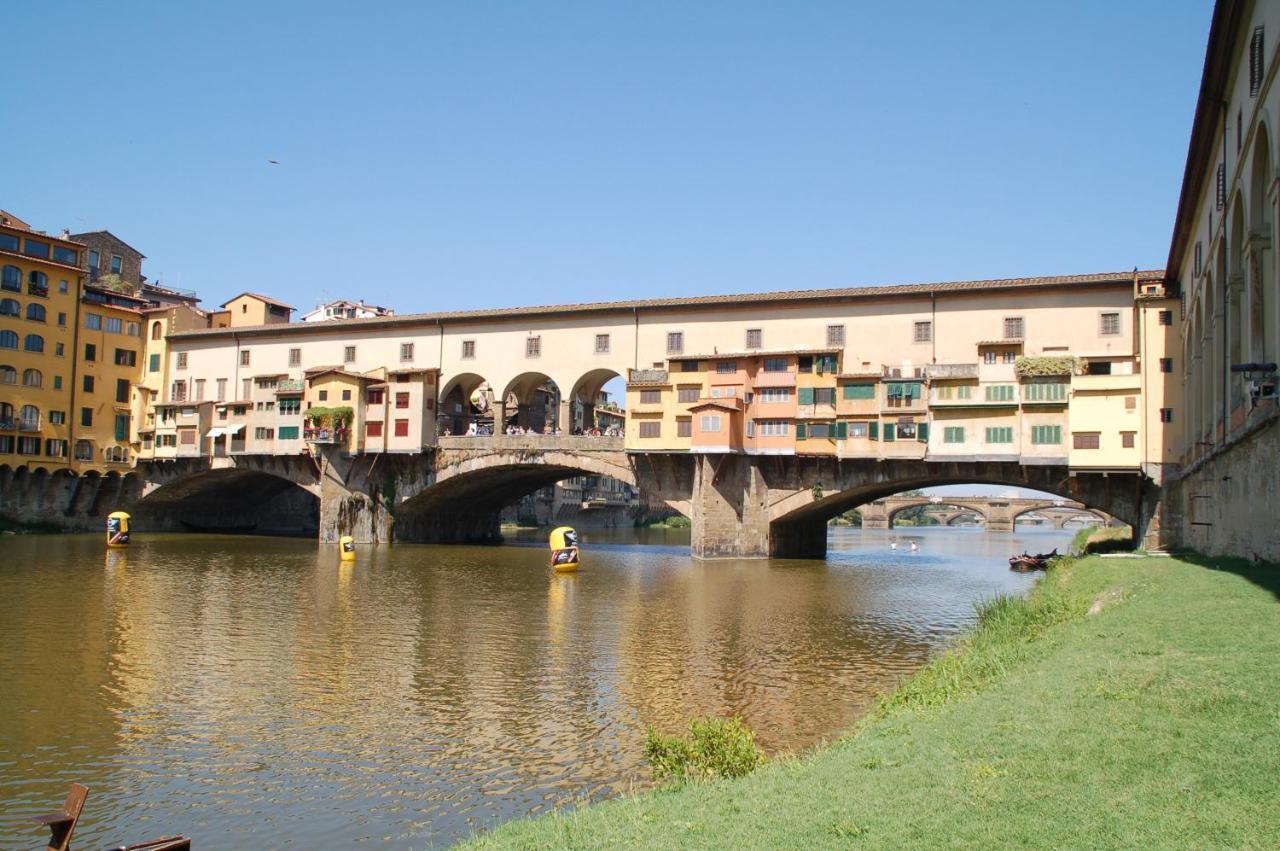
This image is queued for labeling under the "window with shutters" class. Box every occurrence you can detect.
[1003,317,1024,339]
[1030,425,1061,444]
[745,328,762,349]
[396,392,410,409]
[1217,162,1226,209]
[1160,357,1173,373]
[984,384,1015,402]
[366,420,383,438]
[883,423,896,441]
[944,426,965,443]
[843,383,875,400]
[638,421,660,438]
[897,421,917,440]
[666,332,683,354]
[1194,241,1203,277]
[394,419,409,437]
[640,389,662,404]
[957,385,973,399]
[676,419,691,437]
[1251,27,1265,96]
[983,350,997,364]
[1121,431,1136,448]
[1158,310,1173,326]
[985,426,1014,444]
[827,325,845,346]
[913,321,932,343]
[1099,312,1120,336]
[677,386,700,403]
[700,415,722,432]
[1159,408,1174,423]
[849,421,867,439]
[1023,382,1067,402]
[1073,432,1100,449]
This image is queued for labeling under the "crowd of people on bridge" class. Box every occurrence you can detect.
[438,421,623,438]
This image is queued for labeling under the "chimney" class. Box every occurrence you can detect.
[60,228,70,239]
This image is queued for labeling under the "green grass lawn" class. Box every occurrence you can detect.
[464,555,1280,849]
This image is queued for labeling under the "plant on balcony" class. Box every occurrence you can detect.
[1014,355,1081,377]
[305,406,354,427]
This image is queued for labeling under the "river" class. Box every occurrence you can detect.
[0,525,1071,848]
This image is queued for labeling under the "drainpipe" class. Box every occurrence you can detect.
[633,307,639,371]
[930,291,937,364]
[1220,97,1231,443]
[67,273,84,471]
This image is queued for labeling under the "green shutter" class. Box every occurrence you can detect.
[278,426,300,440]
[797,387,815,405]
[795,422,807,440]
[836,421,848,439]
[870,421,879,440]
[149,353,160,373]
[884,424,896,442]
[843,384,875,400]
[114,415,128,441]
[917,422,928,442]
[843,384,855,400]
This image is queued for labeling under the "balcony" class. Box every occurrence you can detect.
[305,427,347,444]
[276,379,305,394]
[0,417,14,430]
[18,419,41,432]
[926,363,978,380]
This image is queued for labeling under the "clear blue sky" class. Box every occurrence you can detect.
[4,1,1211,315]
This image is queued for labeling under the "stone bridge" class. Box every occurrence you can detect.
[38,436,1161,558]
[858,495,1109,532]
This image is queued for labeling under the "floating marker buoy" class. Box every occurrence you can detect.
[339,535,356,562]
[106,511,131,549]
[549,525,580,572]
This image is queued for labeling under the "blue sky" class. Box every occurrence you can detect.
[5,1,1210,315]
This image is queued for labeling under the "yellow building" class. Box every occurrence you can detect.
[73,284,148,472]
[0,216,84,471]
[134,303,210,458]
[210,292,294,328]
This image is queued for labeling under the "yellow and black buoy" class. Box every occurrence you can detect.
[106,511,131,548]
[549,525,580,572]
[339,535,356,562]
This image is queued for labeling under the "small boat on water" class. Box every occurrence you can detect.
[1008,548,1057,572]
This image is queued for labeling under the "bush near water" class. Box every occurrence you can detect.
[644,717,766,782]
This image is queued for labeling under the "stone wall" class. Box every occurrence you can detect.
[1164,414,1280,561]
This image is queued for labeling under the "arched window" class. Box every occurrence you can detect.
[27,270,48,294]
[19,405,39,430]
[1,265,19,292]
[23,334,43,353]
[0,298,18,316]
[0,402,12,421]
[0,330,17,349]
[74,440,94,461]
[25,303,45,322]
[104,445,129,464]
[151,321,163,340]
[0,366,15,384]
[22,368,41,388]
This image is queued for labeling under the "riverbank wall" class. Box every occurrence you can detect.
[464,553,1280,848]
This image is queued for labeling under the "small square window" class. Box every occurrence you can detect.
[1159,357,1173,373]
[177,352,188,370]
[462,340,476,359]
[400,342,414,362]
[526,336,541,358]
[1003,317,1024,339]
[595,334,610,354]
[666,331,683,354]
[745,328,762,349]
[1158,310,1173,326]
[914,321,932,343]
[344,346,356,363]
[1100,312,1121,336]
[1121,432,1136,448]
[1159,408,1174,423]
[827,325,845,346]
[289,348,301,367]
[239,349,250,367]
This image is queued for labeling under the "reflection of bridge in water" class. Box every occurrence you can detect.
[858,495,1110,533]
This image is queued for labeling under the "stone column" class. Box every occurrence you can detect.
[688,454,771,559]
[857,501,890,529]
[985,502,1014,533]
[316,450,393,543]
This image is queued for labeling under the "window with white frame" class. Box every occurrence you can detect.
[699,414,722,432]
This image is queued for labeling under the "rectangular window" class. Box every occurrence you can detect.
[83,375,94,393]
[254,427,275,440]
[113,348,136,367]
[760,387,791,403]
[367,388,385,405]
[935,385,954,400]
[126,321,139,337]
[594,334,610,354]
[394,419,409,437]
[116,378,130,403]
[983,350,997,364]
[23,239,50,259]
[289,348,301,367]
[84,343,96,362]
[53,376,62,390]
[677,419,692,437]
[806,423,828,439]
[848,421,867,438]
[677,387,700,403]
[176,351,188,370]
[984,384,1015,402]
[1030,424,1062,444]
[679,360,700,372]
[18,436,41,454]
[744,328,762,349]
[914,321,932,343]
[1158,310,1173,326]
[53,245,77,265]
[715,361,737,374]
[1251,26,1265,96]
[216,378,226,402]
[638,420,661,438]
[1023,382,1068,402]
[341,390,351,401]
[812,387,836,405]
[46,439,67,458]
[640,389,662,404]
[755,420,790,437]
[882,423,895,442]
[171,380,187,401]
[841,383,875,401]
[942,425,964,443]
[239,349,250,367]
[114,414,129,441]
[1121,431,1136,448]
[1159,408,1173,423]
[666,332,683,354]
[985,426,1014,444]
[1073,432,1101,449]
[278,399,301,415]
[366,420,383,438]
[827,325,845,346]
[462,340,476,359]
[400,342,414,362]
[1125,396,1136,410]
[148,353,160,373]
[525,337,541,358]
[318,390,328,401]
[344,345,356,363]
[1159,357,1173,373]
[80,407,93,427]
[700,415,722,432]
[88,249,100,269]
[763,357,789,373]
[104,317,122,334]
[49,410,65,425]
[1003,317,1024,339]
[1100,312,1121,336]
[57,312,66,326]
[242,378,252,400]
[110,255,123,274]
[396,392,410,409]
[192,378,205,402]
[278,426,300,440]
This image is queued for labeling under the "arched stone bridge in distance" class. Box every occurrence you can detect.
[858,495,1111,532]
[109,435,1160,559]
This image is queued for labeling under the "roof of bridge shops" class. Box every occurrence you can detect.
[170,269,1168,342]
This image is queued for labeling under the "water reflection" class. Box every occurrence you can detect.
[0,525,1069,848]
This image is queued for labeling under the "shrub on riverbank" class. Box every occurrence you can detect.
[644,717,765,782]
[465,553,1280,849]
[1070,525,1133,555]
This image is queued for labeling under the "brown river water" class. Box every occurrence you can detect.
[0,525,1070,848]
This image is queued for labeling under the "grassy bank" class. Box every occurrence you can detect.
[465,554,1280,849]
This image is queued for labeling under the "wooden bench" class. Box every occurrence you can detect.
[30,782,88,851]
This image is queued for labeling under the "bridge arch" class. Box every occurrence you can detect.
[568,367,625,432]
[881,497,990,527]
[500,371,562,433]
[135,459,320,536]
[438,371,492,436]
[1011,504,1108,527]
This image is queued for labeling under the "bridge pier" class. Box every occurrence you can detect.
[316,450,393,543]
[689,454,771,559]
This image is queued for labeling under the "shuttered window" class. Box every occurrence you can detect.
[638,421,661,438]
[1030,425,1061,444]
[984,384,1015,402]
[944,426,964,443]
[843,383,875,400]
[985,426,1014,444]
[1251,27,1265,96]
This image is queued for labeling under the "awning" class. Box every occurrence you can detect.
[206,427,227,438]
[225,424,245,435]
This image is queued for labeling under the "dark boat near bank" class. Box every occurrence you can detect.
[1009,549,1057,572]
